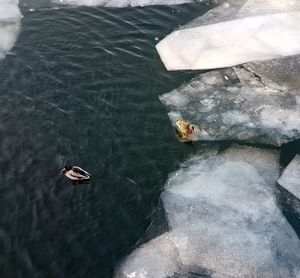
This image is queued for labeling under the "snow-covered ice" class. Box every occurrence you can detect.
[157,0,300,70]
[0,0,21,60]
[278,155,300,200]
[160,67,300,146]
[115,145,300,277]
[156,12,300,70]
[182,0,300,29]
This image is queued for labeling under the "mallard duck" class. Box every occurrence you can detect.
[175,119,195,143]
[61,165,91,184]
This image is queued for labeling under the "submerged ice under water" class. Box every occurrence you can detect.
[116,145,300,277]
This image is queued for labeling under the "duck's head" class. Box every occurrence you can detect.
[61,165,72,174]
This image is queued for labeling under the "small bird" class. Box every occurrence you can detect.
[175,119,195,143]
[61,165,91,185]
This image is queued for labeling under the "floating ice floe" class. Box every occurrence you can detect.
[160,67,300,146]
[0,0,21,22]
[116,145,300,277]
[278,155,300,200]
[156,0,300,70]
[0,0,21,60]
[156,12,300,70]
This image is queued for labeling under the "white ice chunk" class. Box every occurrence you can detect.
[278,155,300,200]
[0,1,21,60]
[116,145,300,277]
[181,0,300,35]
[0,1,21,22]
[160,67,300,146]
[156,12,300,70]
[0,24,20,60]
[239,0,300,17]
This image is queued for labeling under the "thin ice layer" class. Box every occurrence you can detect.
[0,0,21,60]
[160,67,300,146]
[156,12,300,70]
[278,155,300,200]
[116,145,300,277]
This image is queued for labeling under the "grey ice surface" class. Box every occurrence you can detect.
[160,67,300,146]
[278,155,300,200]
[244,56,300,91]
[116,145,300,278]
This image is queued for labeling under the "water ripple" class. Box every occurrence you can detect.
[0,3,213,278]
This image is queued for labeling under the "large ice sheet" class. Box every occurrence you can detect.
[0,0,21,60]
[116,145,300,277]
[160,67,300,146]
[182,0,300,29]
[278,155,300,200]
[156,12,300,70]
[181,1,300,81]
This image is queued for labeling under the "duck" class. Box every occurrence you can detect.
[61,165,91,184]
[175,119,195,143]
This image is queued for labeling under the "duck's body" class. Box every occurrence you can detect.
[175,119,195,142]
[62,166,91,182]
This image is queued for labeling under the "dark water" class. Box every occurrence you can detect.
[0,4,214,278]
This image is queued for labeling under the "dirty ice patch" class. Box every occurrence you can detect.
[160,67,300,146]
[278,155,300,200]
[156,12,300,70]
